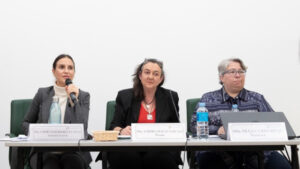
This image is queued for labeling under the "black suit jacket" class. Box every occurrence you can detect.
[110,87,180,129]
[108,87,182,165]
[22,86,92,166]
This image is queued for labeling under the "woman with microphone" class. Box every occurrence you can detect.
[22,54,91,169]
[103,58,182,169]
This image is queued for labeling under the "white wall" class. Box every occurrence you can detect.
[0,1,299,168]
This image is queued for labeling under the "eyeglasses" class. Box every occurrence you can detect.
[223,69,246,76]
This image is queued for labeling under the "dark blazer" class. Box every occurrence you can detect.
[110,87,180,129]
[22,86,92,165]
[109,87,182,165]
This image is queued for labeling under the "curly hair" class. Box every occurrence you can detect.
[132,58,165,100]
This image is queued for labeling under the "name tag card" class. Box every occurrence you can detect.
[131,123,186,141]
[227,122,288,141]
[29,124,84,141]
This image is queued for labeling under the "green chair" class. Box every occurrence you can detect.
[186,98,201,169]
[9,99,94,169]
[97,100,116,169]
[105,101,116,130]
[186,98,201,134]
[9,99,33,169]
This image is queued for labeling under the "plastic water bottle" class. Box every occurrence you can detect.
[48,96,61,124]
[196,102,209,139]
[232,104,239,112]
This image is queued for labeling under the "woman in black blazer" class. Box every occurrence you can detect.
[22,54,92,169]
[107,58,182,169]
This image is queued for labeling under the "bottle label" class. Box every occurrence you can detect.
[197,112,208,122]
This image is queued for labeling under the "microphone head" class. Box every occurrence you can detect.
[65,78,73,86]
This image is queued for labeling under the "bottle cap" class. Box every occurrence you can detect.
[199,102,206,107]
[52,96,59,102]
[232,104,238,109]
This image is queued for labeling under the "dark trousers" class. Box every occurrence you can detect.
[264,151,291,169]
[196,151,229,169]
[30,152,87,169]
[108,151,179,169]
[196,151,291,169]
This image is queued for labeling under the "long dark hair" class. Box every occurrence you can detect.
[132,58,165,101]
[52,54,75,70]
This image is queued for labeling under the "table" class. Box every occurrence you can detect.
[5,137,300,169]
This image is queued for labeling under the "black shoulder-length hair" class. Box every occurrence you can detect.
[132,58,165,101]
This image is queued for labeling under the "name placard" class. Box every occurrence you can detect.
[131,123,186,141]
[29,124,84,141]
[227,122,288,141]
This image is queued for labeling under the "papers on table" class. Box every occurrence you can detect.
[0,135,28,142]
[118,135,131,139]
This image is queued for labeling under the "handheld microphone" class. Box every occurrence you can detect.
[65,79,77,104]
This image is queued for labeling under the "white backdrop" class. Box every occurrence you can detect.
[0,1,300,168]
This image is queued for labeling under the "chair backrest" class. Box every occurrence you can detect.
[186,98,201,133]
[105,101,116,130]
[10,99,32,137]
[10,99,33,169]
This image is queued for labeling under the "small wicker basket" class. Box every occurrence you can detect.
[92,130,119,141]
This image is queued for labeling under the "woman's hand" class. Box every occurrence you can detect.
[218,126,225,135]
[65,84,79,98]
[120,126,131,135]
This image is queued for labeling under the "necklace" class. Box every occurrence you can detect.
[145,104,151,109]
[143,98,155,120]
[144,97,155,109]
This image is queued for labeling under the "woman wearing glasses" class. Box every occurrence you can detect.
[190,58,291,169]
